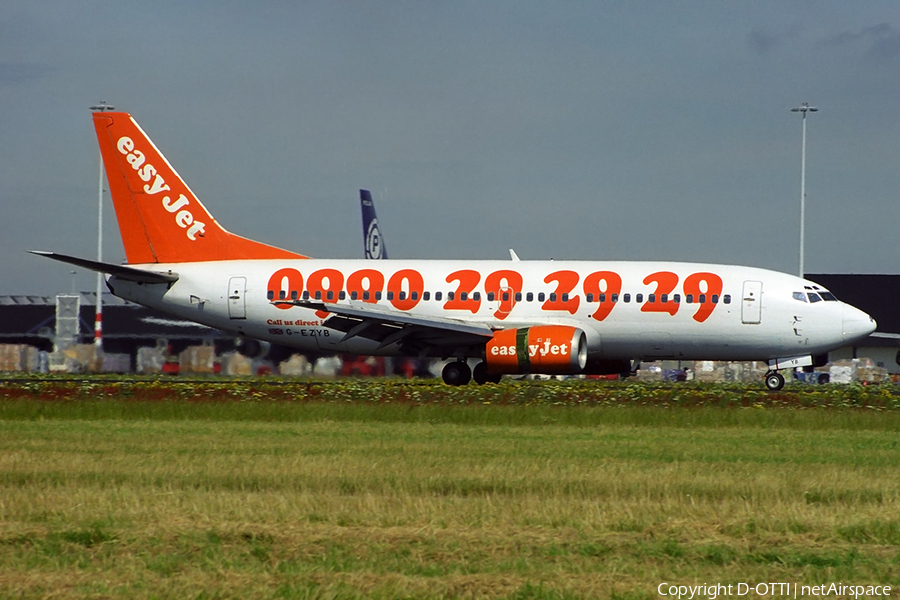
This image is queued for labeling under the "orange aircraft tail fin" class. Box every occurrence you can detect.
[93,112,307,264]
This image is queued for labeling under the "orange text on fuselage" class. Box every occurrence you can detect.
[267,268,726,323]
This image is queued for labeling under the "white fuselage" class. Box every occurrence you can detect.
[107,259,876,364]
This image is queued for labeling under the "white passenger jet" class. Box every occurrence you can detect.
[34,112,876,390]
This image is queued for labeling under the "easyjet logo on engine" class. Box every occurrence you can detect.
[116,136,206,241]
[485,326,585,375]
[490,340,569,358]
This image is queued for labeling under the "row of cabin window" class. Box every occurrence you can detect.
[270,288,732,305]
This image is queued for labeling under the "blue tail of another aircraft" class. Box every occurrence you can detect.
[360,189,387,259]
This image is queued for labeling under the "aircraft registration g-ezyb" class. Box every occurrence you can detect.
[34,111,876,390]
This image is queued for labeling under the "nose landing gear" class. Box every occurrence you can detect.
[764,370,785,391]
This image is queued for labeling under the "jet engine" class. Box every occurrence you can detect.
[485,325,587,375]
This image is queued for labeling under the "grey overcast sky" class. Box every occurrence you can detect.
[2,1,899,296]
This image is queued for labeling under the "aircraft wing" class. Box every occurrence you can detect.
[30,251,179,284]
[274,299,494,351]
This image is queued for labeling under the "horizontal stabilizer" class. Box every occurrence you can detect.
[30,251,178,284]
[870,332,900,339]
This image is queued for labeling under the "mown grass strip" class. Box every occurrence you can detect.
[3,376,900,432]
[1,396,900,431]
[1,379,899,598]
[1,417,898,598]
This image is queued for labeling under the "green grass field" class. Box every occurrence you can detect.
[1,379,899,598]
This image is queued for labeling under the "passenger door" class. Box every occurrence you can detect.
[741,280,762,324]
[228,277,247,320]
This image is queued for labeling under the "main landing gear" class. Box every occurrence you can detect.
[441,360,502,386]
[764,370,785,391]
[441,360,471,386]
[472,361,502,385]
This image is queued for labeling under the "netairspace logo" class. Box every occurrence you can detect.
[657,582,892,599]
[365,219,383,259]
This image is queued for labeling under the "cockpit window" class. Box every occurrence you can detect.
[792,292,807,303]
[820,291,838,301]
[807,293,822,303]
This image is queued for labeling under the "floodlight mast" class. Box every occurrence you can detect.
[89,101,115,349]
[791,102,817,278]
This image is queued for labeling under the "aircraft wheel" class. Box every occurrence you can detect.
[472,362,489,385]
[764,371,785,391]
[442,361,471,386]
[471,362,501,385]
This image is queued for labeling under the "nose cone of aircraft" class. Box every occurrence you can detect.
[842,304,877,344]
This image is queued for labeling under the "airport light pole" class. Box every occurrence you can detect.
[89,101,115,349]
[791,102,817,278]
